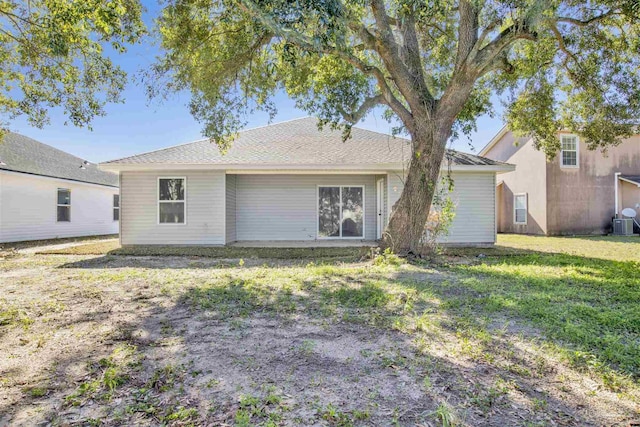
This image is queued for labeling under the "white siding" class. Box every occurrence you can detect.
[386,171,497,245]
[0,171,119,243]
[225,174,236,243]
[235,174,376,241]
[120,170,225,245]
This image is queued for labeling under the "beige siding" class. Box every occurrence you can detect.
[234,174,376,241]
[120,170,224,245]
[225,174,237,243]
[386,170,497,244]
[0,171,118,243]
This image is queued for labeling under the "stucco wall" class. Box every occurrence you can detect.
[485,134,548,234]
[546,134,640,235]
[0,170,119,243]
[619,180,640,219]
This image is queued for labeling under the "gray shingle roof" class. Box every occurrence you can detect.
[0,132,118,187]
[103,117,507,168]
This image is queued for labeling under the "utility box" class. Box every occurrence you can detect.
[613,218,634,236]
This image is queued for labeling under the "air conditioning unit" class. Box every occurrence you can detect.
[613,218,633,236]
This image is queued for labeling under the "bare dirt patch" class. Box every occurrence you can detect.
[0,253,638,426]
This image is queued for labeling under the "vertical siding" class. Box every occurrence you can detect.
[0,171,119,243]
[235,174,376,240]
[386,170,497,245]
[225,174,236,243]
[120,170,225,245]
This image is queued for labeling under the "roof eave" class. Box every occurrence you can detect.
[99,162,515,174]
[478,125,509,157]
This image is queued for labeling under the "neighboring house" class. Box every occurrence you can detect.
[480,127,640,235]
[0,133,119,243]
[99,118,513,247]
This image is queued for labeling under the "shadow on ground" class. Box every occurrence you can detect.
[1,251,638,426]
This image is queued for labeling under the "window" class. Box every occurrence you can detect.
[560,135,579,167]
[57,188,71,222]
[158,178,186,224]
[318,186,364,238]
[113,194,120,221]
[514,193,527,225]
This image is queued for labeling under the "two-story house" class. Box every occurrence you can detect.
[480,127,640,235]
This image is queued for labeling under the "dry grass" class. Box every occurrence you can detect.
[1,235,638,426]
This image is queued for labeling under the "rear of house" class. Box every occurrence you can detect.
[481,127,640,235]
[0,133,119,243]
[100,118,513,247]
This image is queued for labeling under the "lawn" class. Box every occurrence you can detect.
[0,235,638,426]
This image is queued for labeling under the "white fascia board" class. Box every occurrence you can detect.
[99,162,516,174]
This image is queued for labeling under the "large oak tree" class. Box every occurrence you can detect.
[152,0,640,253]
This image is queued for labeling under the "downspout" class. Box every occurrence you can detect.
[614,172,621,218]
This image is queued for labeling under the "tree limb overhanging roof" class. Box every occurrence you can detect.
[0,133,118,187]
[102,117,510,171]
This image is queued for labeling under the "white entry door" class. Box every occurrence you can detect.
[376,178,384,239]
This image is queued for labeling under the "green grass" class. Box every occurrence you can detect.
[443,234,640,381]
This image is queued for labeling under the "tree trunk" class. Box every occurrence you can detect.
[382,122,450,255]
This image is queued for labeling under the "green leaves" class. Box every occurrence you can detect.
[0,0,145,132]
[151,0,640,157]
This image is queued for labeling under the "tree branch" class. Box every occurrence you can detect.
[556,10,617,27]
[339,94,385,123]
[369,0,432,114]
[455,0,479,71]
[238,0,415,132]
[472,21,537,75]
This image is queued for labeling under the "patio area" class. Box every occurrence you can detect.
[230,240,379,248]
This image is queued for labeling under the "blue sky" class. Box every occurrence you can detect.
[8,2,507,164]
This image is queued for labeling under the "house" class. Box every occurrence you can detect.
[480,126,640,235]
[0,133,119,243]
[99,118,514,247]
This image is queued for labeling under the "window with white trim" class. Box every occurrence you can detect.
[560,135,578,167]
[113,194,120,221]
[158,178,185,224]
[514,193,527,225]
[57,188,71,222]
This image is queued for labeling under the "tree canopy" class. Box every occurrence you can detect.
[0,0,145,133]
[153,0,640,155]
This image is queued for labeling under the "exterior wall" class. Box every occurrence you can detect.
[619,180,640,219]
[493,136,548,234]
[386,170,498,245]
[225,174,237,243]
[234,174,377,241]
[0,171,118,243]
[546,134,640,235]
[120,170,225,245]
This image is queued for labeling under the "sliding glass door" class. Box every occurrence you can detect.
[318,186,364,238]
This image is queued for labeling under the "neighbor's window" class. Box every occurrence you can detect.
[560,135,578,167]
[57,188,71,222]
[158,178,185,224]
[514,193,527,225]
[113,194,120,221]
